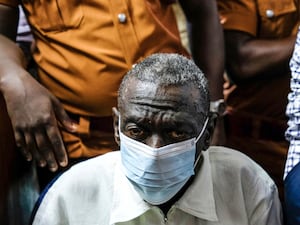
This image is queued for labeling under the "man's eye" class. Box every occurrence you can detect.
[168,131,188,140]
[128,128,145,138]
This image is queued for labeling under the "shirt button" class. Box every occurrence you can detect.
[118,13,127,23]
[266,9,274,18]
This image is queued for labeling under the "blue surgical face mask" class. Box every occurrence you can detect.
[120,117,209,205]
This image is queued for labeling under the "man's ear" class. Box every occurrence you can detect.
[112,107,120,146]
[208,112,218,133]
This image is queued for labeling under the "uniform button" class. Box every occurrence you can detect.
[266,9,274,18]
[118,13,127,23]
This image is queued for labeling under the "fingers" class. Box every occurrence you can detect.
[14,119,68,172]
[45,124,68,168]
[15,130,32,161]
[52,99,78,132]
[4,81,72,172]
[15,129,47,168]
[25,132,47,167]
[34,129,59,172]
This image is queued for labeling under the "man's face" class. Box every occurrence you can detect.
[118,78,207,148]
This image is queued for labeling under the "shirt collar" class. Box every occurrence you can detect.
[176,150,218,221]
[109,150,218,224]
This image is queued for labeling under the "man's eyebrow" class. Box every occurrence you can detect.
[122,116,148,124]
[129,98,182,110]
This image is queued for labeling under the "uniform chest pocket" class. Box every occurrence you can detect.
[23,0,83,33]
[257,0,298,37]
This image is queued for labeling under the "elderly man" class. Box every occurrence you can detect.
[31,53,282,225]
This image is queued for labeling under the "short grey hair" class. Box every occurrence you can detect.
[118,53,210,114]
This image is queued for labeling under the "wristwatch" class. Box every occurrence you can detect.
[210,99,226,116]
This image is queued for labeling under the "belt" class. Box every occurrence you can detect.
[224,114,287,142]
[67,111,114,133]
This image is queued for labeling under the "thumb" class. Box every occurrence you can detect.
[52,98,78,132]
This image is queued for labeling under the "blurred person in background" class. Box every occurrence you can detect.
[284,26,300,225]
[217,0,300,200]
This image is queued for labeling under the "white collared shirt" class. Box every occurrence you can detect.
[32,146,282,225]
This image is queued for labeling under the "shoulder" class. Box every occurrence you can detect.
[208,146,265,169]
[32,152,121,224]
[41,151,121,198]
[205,146,282,224]
[60,151,120,187]
[68,151,121,175]
[207,146,275,189]
[217,0,258,36]
[208,145,259,165]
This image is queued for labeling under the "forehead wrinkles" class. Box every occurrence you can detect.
[121,80,202,112]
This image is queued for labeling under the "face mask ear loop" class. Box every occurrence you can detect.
[194,117,209,169]
[195,117,209,143]
[194,153,203,170]
[118,116,121,132]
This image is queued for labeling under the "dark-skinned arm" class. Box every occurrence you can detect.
[225,30,296,84]
[0,4,77,172]
[179,0,225,101]
[179,0,225,145]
